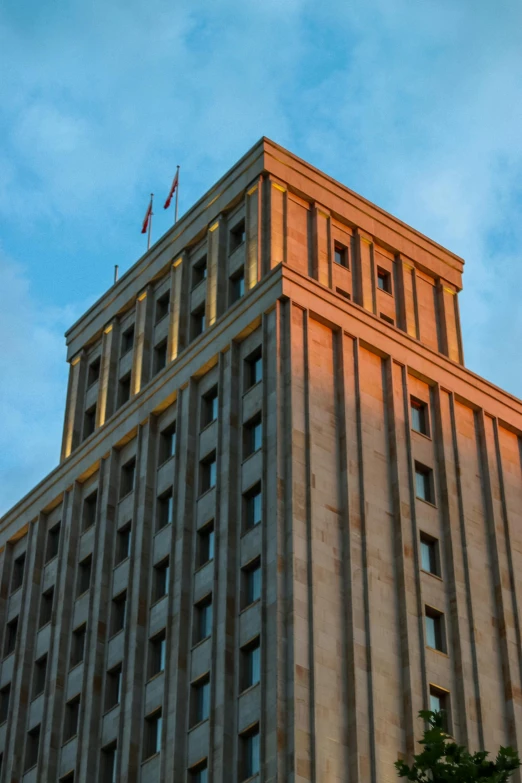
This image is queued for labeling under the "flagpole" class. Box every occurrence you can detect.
[174,165,180,224]
[148,193,154,250]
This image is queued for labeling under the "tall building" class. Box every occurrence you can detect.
[0,138,521,783]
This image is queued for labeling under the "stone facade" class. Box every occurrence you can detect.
[0,138,521,783]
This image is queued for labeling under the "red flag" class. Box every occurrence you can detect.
[164,169,179,209]
[141,197,153,234]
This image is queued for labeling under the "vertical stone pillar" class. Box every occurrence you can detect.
[246,178,262,290]
[266,178,286,271]
[437,282,462,364]
[206,220,221,329]
[97,320,120,427]
[61,350,87,460]
[353,229,375,314]
[132,287,154,396]
[396,255,419,339]
[312,204,331,288]
[168,255,184,362]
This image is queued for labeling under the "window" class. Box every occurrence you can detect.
[190,761,208,783]
[87,356,101,387]
[200,453,217,494]
[118,374,131,408]
[157,489,174,530]
[70,624,86,668]
[116,523,131,565]
[77,556,92,597]
[143,709,162,760]
[59,773,75,783]
[82,490,98,531]
[241,724,260,779]
[245,348,262,389]
[105,665,122,711]
[230,270,245,303]
[101,742,117,783]
[191,674,210,726]
[46,522,61,562]
[425,607,445,652]
[149,630,166,678]
[420,533,440,576]
[241,637,260,691]
[0,684,10,723]
[243,559,261,607]
[198,523,215,567]
[63,695,80,742]
[244,415,262,458]
[155,291,170,323]
[415,463,434,504]
[411,397,429,436]
[39,586,54,627]
[159,423,176,464]
[111,591,127,636]
[153,559,170,602]
[33,655,48,699]
[84,404,97,439]
[120,458,136,498]
[377,267,392,293]
[244,484,262,530]
[24,724,40,771]
[230,219,246,252]
[195,596,212,643]
[202,387,218,427]
[191,305,206,339]
[153,340,167,375]
[192,256,207,287]
[334,243,348,268]
[11,553,26,592]
[121,325,135,356]
[4,616,18,657]
[380,312,395,325]
[429,686,450,732]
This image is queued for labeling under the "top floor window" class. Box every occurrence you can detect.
[230,219,246,253]
[377,267,392,294]
[87,357,101,387]
[11,553,26,593]
[155,291,170,323]
[120,458,136,498]
[192,256,207,288]
[334,243,349,268]
[121,325,135,356]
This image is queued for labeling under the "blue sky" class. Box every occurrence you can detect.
[1,0,522,514]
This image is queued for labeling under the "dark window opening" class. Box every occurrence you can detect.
[241,724,260,779]
[39,586,54,627]
[120,458,136,498]
[429,686,450,732]
[153,559,170,603]
[420,533,440,576]
[157,489,174,531]
[0,684,10,724]
[244,483,262,530]
[63,696,80,742]
[83,401,96,438]
[77,555,92,597]
[105,665,122,712]
[202,387,218,427]
[143,709,162,760]
[149,630,166,678]
[11,553,26,593]
[425,607,445,652]
[87,357,101,387]
[244,414,262,458]
[198,523,215,567]
[245,348,262,389]
[191,305,206,339]
[415,463,434,504]
[24,724,40,771]
[70,624,86,668]
[121,325,135,356]
[380,312,395,326]
[116,523,132,565]
[411,397,429,436]
[336,287,351,300]
[195,596,212,643]
[242,559,261,608]
[230,270,245,303]
[241,637,261,691]
[101,742,117,783]
[155,291,170,323]
[200,453,217,494]
[191,674,210,726]
[4,616,18,657]
[159,423,176,464]
[192,256,207,288]
[33,655,48,699]
[153,340,168,375]
[118,374,131,408]
[46,522,61,562]
[230,219,246,252]
[82,490,98,531]
[111,591,127,636]
[334,243,349,268]
[377,267,392,293]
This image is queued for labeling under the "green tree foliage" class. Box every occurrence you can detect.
[395,711,520,783]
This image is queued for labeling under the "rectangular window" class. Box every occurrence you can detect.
[243,559,261,608]
[241,637,261,691]
[120,458,136,498]
[116,523,131,565]
[420,533,440,576]
[425,607,445,652]
[202,387,218,427]
[244,483,262,530]
[157,489,174,530]
[429,685,450,732]
[82,490,98,531]
[11,553,26,593]
[191,674,210,726]
[155,291,170,323]
[105,665,122,711]
[191,305,206,339]
[46,522,61,562]
[230,219,246,252]
[59,773,74,783]
[143,709,162,760]
[415,463,434,504]
[70,624,86,668]
[153,340,167,375]
[121,325,135,356]
[377,267,392,293]
[411,397,429,436]
[24,724,40,771]
[33,654,48,699]
[244,415,262,458]
[83,404,97,439]
[149,630,166,678]
[0,684,10,724]
[87,356,101,387]
[200,453,217,494]
[245,348,262,389]
[230,270,245,303]
[39,586,54,627]
[159,423,176,464]
[4,616,18,657]
[334,242,349,268]
[241,724,260,779]
[101,742,117,783]
[111,591,127,636]
[192,256,207,288]
[118,374,131,408]
[77,555,92,597]
[195,596,213,643]
[198,522,215,567]
[190,761,208,783]
[63,696,80,742]
[153,559,170,603]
